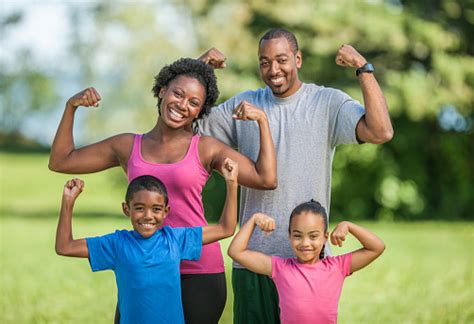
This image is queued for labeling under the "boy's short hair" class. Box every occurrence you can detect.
[126,175,168,205]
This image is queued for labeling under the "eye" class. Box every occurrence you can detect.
[135,206,144,211]
[173,90,183,98]
[153,207,162,213]
[190,100,200,108]
[260,61,269,67]
[278,58,288,64]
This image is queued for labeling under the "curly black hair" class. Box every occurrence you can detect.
[152,58,219,121]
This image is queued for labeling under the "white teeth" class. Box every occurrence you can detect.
[170,108,184,120]
[270,77,284,85]
[140,223,155,228]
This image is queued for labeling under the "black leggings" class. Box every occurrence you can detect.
[114,272,226,324]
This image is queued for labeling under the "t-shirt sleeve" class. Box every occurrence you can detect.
[86,232,118,272]
[329,89,365,147]
[334,252,353,277]
[196,97,238,148]
[172,227,202,261]
[271,256,283,279]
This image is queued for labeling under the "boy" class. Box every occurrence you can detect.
[55,158,238,323]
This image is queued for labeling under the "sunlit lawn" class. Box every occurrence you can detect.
[1,153,473,323]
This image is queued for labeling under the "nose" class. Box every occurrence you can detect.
[270,61,280,75]
[143,209,153,220]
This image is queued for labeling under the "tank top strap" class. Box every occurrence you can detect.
[131,134,143,159]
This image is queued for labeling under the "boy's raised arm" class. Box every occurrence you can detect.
[227,213,275,277]
[202,158,239,244]
[55,179,89,258]
[330,221,385,273]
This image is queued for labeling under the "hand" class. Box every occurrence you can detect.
[232,101,266,122]
[67,87,101,108]
[197,47,226,69]
[330,221,350,247]
[63,178,85,201]
[253,213,275,234]
[221,157,238,182]
[335,45,367,69]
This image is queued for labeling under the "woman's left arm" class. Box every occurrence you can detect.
[204,101,277,190]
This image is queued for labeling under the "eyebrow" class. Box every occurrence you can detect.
[291,230,321,234]
[259,53,289,60]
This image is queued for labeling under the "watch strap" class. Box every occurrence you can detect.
[356,63,374,76]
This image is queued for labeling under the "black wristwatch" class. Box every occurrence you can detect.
[356,63,374,76]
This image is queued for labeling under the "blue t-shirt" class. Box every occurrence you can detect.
[86,226,202,324]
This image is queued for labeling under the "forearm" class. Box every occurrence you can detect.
[202,181,238,244]
[49,103,78,171]
[254,115,277,189]
[55,198,88,258]
[357,73,393,143]
[346,221,385,254]
[228,215,256,260]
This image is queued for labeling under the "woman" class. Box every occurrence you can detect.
[49,58,276,323]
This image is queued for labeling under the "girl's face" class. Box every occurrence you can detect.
[289,212,328,264]
[159,75,206,128]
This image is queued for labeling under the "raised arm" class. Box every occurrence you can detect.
[202,158,239,244]
[228,213,275,276]
[55,179,89,258]
[336,45,393,144]
[330,221,385,273]
[197,47,227,69]
[203,101,277,190]
[48,88,130,174]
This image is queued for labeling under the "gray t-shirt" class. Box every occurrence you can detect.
[197,83,365,267]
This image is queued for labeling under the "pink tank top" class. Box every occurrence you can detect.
[127,134,224,274]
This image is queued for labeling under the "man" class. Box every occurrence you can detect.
[197,28,393,323]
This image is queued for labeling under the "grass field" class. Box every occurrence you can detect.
[1,152,473,323]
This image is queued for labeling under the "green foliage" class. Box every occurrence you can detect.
[2,1,473,220]
[182,0,474,220]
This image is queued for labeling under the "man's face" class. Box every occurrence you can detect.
[258,37,302,98]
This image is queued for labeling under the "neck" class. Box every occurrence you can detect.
[274,79,303,98]
[147,118,193,142]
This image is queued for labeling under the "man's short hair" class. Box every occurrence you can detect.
[259,28,299,54]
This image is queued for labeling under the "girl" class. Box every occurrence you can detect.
[228,200,385,324]
[49,58,277,323]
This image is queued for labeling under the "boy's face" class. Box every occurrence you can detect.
[289,212,328,264]
[122,190,169,238]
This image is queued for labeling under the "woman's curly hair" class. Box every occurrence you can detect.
[152,58,219,121]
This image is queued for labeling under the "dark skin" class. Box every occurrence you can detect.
[49,75,277,189]
[199,40,393,144]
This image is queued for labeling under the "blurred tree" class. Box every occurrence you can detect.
[179,0,473,220]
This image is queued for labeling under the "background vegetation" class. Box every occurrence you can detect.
[1,0,473,323]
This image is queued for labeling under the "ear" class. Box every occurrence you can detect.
[163,205,170,219]
[122,202,130,217]
[295,50,302,69]
[159,87,166,99]
[324,231,329,242]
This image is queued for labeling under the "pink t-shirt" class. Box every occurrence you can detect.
[127,134,224,274]
[271,253,352,324]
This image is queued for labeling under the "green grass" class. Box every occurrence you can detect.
[1,153,473,323]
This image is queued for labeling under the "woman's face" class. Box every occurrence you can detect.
[159,75,206,128]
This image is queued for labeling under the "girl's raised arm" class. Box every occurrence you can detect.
[228,213,275,276]
[49,88,132,174]
[201,101,277,190]
[330,221,385,273]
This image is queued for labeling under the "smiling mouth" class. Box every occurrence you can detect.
[139,223,157,229]
[169,107,185,121]
[269,76,285,86]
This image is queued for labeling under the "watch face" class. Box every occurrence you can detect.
[356,63,374,76]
